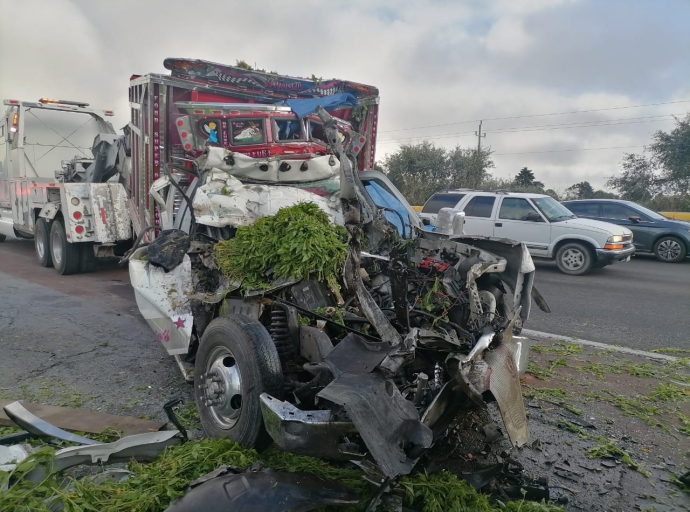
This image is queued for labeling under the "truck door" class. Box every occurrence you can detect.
[460,195,498,236]
[493,197,551,257]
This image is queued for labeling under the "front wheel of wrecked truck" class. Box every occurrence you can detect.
[194,315,283,448]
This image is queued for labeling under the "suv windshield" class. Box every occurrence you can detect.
[532,197,576,221]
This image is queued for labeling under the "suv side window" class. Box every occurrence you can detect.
[602,203,640,220]
[499,198,539,220]
[421,193,466,214]
[463,196,496,218]
[566,202,600,216]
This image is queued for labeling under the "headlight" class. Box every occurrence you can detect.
[607,235,623,243]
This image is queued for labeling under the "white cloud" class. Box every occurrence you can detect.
[0,0,686,193]
[486,18,533,54]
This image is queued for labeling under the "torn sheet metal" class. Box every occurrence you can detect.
[25,430,182,482]
[164,469,359,512]
[0,443,35,472]
[3,401,101,446]
[129,247,194,355]
[259,394,360,460]
[484,342,530,447]
[318,373,433,478]
[191,171,343,229]
[199,146,340,183]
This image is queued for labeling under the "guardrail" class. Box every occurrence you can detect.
[660,212,690,221]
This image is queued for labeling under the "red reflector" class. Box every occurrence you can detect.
[177,120,184,126]
[73,211,82,220]
[194,110,204,114]
[104,110,114,116]
[359,137,365,143]
[354,147,359,152]
[213,110,223,114]
[8,100,19,104]
[181,131,188,138]
[75,225,84,234]
[184,143,192,150]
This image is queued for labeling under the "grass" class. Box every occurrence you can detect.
[0,439,571,512]
[649,383,690,403]
[523,387,583,415]
[586,442,651,477]
[531,343,582,356]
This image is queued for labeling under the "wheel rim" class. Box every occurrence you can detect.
[202,346,243,429]
[561,248,585,271]
[658,239,681,261]
[51,229,63,267]
[36,227,45,259]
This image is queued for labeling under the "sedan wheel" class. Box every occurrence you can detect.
[654,237,686,263]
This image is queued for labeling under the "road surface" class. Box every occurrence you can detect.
[529,254,690,351]
[1,238,688,355]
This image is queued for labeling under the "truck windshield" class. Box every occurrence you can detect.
[362,178,412,238]
[532,197,576,222]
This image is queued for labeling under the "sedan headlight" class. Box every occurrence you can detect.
[607,235,623,243]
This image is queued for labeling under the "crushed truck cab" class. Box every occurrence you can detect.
[125,58,550,478]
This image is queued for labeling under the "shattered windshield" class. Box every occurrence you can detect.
[362,178,413,238]
[532,196,576,222]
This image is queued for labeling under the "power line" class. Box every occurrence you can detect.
[378,99,690,133]
[493,145,644,156]
[376,114,679,145]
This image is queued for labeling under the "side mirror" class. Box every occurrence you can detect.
[433,208,465,236]
[629,216,641,223]
[525,212,544,222]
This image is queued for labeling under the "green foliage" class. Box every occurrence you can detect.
[382,142,494,205]
[514,167,544,190]
[214,203,347,289]
[649,383,690,402]
[586,442,651,477]
[531,343,582,356]
[564,181,595,200]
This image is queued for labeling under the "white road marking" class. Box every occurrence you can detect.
[522,329,680,362]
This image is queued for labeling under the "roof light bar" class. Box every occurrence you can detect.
[39,98,90,107]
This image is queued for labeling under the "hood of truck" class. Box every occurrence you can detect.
[553,217,632,237]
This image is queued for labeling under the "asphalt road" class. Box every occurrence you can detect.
[0,238,192,422]
[529,254,690,351]
[0,237,688,356]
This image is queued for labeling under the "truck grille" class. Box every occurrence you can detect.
[172,174,192,216]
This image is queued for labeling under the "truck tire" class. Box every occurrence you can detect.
[653,236,686,263]
[194,315,283,448]
[0,234,5,242]
[50,218,81,275]
[79,243,98,273]
[35,218,53,267]
[555,242,593,276]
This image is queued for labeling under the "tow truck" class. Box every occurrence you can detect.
[0,98,131,274]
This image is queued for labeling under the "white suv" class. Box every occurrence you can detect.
[420,190,635,275]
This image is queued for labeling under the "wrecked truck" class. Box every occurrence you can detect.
[125,58,549,479]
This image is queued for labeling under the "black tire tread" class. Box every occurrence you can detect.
[35,218,53,268]
[194,314,282,448]
[653,236,687,263]
[50,218,81,275]
[555,242,593,276]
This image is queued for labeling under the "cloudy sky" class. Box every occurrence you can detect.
[1,0,688,192]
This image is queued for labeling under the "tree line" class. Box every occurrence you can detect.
[379,114,690,211]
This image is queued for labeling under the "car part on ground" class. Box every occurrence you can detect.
[3,401,102,446]
[163,465,359,512]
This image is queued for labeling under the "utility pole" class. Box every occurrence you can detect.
[472,121,487,187]
[475,120,486,152]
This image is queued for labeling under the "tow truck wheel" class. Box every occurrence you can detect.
[35,218,53,267]
[50,218,81,275]
[0,234,5,242]
[194,315,283,448]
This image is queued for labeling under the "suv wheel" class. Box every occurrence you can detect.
[654,236,686,263]
[555,242,593,276]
